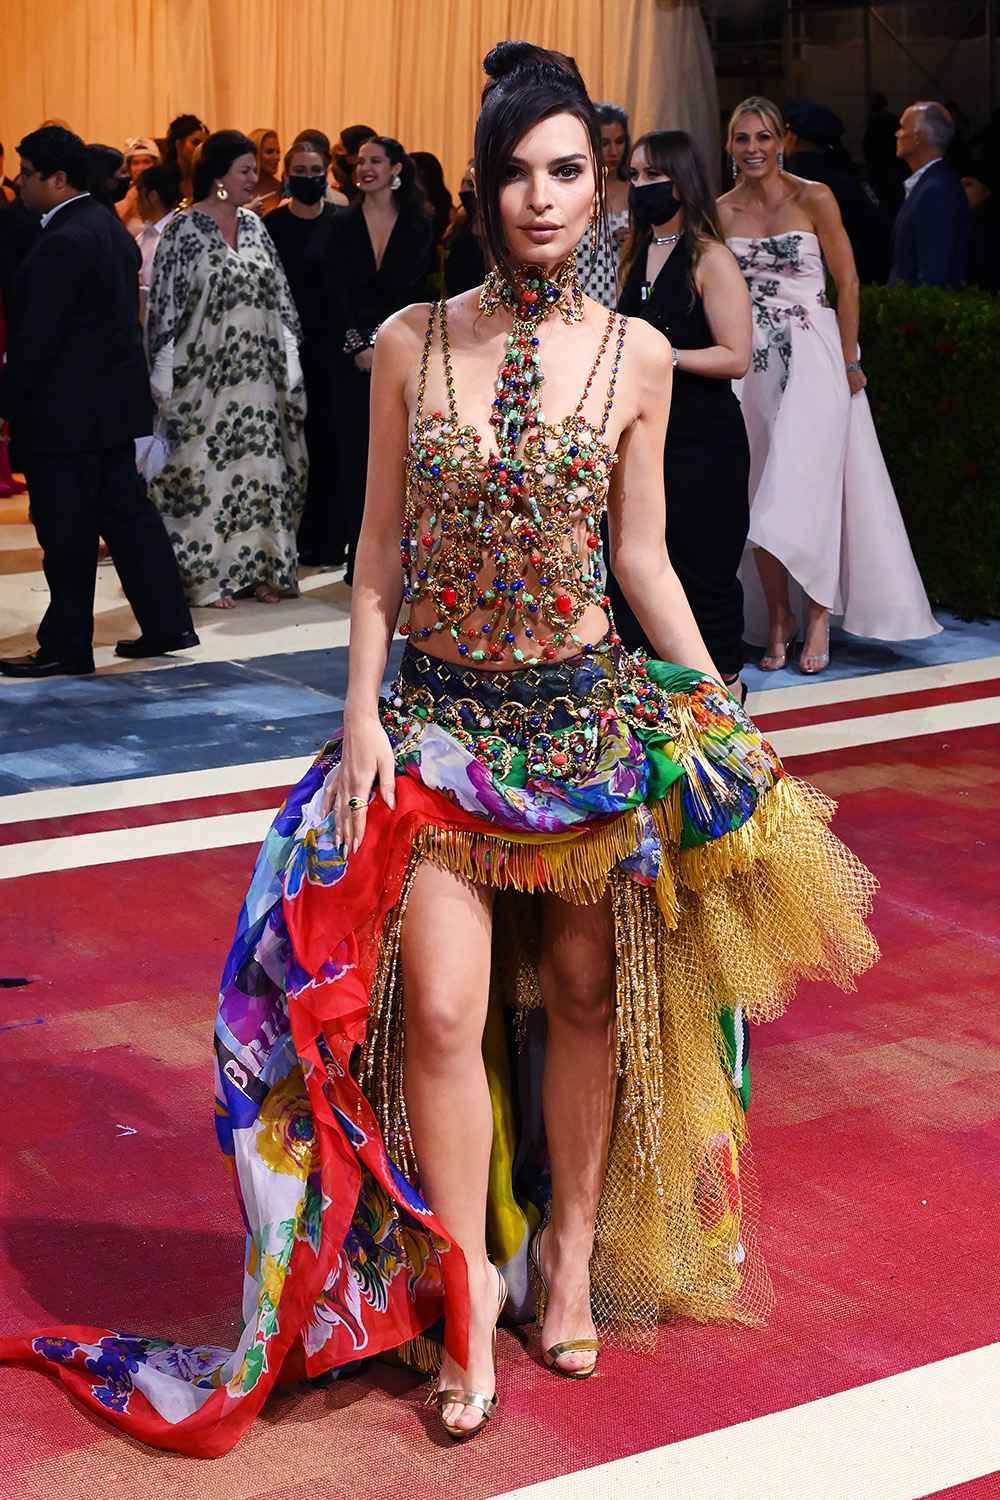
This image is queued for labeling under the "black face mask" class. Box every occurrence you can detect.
[628,180,682,227]
[287,175,327,206]
[459,189,476,217]
[109,176,131,203]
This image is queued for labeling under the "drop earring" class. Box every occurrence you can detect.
[588,196,599,266]
[731,156,739,181]
[390,172,401,191]
[778,150,785,172]
[215,181,228,201]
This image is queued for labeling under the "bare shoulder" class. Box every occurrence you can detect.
[378,302,433,353]
[796,177,838,216]
[621,312,672,376]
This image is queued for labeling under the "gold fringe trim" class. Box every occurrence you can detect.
[415,807,641,905]
[394,1333,442,1376]
[653,774,831,893]
[358,849,422,1180]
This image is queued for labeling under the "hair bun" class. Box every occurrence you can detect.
[482,39,585,92]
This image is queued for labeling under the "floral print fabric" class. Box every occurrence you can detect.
[145,208,308,605]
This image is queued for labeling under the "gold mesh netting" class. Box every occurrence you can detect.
[357,774,879,1336]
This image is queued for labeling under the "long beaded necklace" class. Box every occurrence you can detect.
[401,263,626,663]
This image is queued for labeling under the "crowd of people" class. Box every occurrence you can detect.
[0,87,984,679]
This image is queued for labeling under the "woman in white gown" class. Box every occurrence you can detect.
[718,97,939,672]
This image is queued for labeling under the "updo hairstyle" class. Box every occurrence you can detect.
[191,130,257,202]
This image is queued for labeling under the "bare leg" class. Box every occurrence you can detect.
[753,547,797,669]
[535,891,617,1373]
[801,598,831,672]
[401,859,498,1432]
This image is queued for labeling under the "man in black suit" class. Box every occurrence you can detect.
[0,126,197,678]
[889,102,969,289]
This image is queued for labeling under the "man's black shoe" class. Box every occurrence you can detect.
[0,652,95,678]
[115,630,200,659]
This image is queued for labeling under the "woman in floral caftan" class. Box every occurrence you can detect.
[146,130,308,608]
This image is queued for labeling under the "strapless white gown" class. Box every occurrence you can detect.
[728,231,940,644]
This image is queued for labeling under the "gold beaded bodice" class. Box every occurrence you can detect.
[400,285,627,665]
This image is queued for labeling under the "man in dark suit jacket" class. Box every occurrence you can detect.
[0,126,197,677]
[889,101,969,289]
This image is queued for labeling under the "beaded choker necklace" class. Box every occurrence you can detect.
[477,263,584,456]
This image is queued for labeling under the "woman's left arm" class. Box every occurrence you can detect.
[608,320,722,683]
[678,241,752,379]
[806,182,866,395]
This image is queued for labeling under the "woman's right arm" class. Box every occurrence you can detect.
[678,240,752,379]
[326,307,425,848]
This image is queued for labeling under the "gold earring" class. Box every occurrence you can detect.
[215,181,228,201]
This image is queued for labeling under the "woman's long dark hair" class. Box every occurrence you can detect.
[191,130,257,202]
[473,39,606,282]
[165,114,207,163]
[364,135,424,217]
[619,130,725,298]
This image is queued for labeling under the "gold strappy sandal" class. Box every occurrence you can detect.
[529,1225,600,1380]
[432,1267,507,1442]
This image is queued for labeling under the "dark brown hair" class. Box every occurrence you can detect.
[190,130,256,202]
[473,39,605,282]
[620,129,724,299]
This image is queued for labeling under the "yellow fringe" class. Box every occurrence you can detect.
[653,775,828,893]
[416,807,641,905]
[391,1334,442,1376]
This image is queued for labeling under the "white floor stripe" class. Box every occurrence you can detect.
[0,808,273,880]
[489,1342,1000,1500]
[747,653,1000,714]
[767,694,1000,758]
[0,755,313,826]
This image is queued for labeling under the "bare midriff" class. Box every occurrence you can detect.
[399,299,626,670]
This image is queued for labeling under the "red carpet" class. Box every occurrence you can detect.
[1,724,998,1498]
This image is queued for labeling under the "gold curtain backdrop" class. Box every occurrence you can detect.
[4,0,720,198]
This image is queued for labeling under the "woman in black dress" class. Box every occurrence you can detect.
[325,136,433,581]
[606,131,753,699]
[265,140,348,566]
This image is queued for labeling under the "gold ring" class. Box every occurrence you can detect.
[347,796,367,811]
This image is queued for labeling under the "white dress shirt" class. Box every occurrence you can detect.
[39,191,90,227]
[902,158,939,197]
[136,210,177,319]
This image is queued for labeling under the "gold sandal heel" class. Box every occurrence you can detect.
[529,1226,600,1380]
[432,1268,507,1441]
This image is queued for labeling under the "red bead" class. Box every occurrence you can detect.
[551,751,568,765]
[421,533,434,547]
[587,535,600,548]
[556,594,573,614]
[442,586,457,607]
[544,647,557,660]
[399,622,410,635]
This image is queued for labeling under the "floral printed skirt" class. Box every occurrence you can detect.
[0,642,879,1455]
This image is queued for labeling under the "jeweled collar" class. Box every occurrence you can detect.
[479,261,584,325]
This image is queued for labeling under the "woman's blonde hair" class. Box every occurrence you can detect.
[249,127,279,176]
[726,96,785,157]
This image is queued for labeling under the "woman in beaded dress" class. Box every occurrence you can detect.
[0,47,878,1455]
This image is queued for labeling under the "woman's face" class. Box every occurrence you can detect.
[260,134,281,177]
[288,149,327,179]
[179,128,208,169]
[356,140,398,193]
[600,122,627,171]
[499,113,596,270]
[219,152,258,205]
[128,152,156,182]
[731,113,781,179]
[629,143,671,189]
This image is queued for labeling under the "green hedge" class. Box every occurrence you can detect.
[859,283,1000,619]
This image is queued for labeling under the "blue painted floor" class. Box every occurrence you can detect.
[1,608,997,797]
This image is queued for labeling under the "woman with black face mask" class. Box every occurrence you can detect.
[264,142,351,567]
[605,130,754,702]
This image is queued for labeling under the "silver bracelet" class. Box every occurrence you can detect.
[671,345,679,370]
[845,361,862,373]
